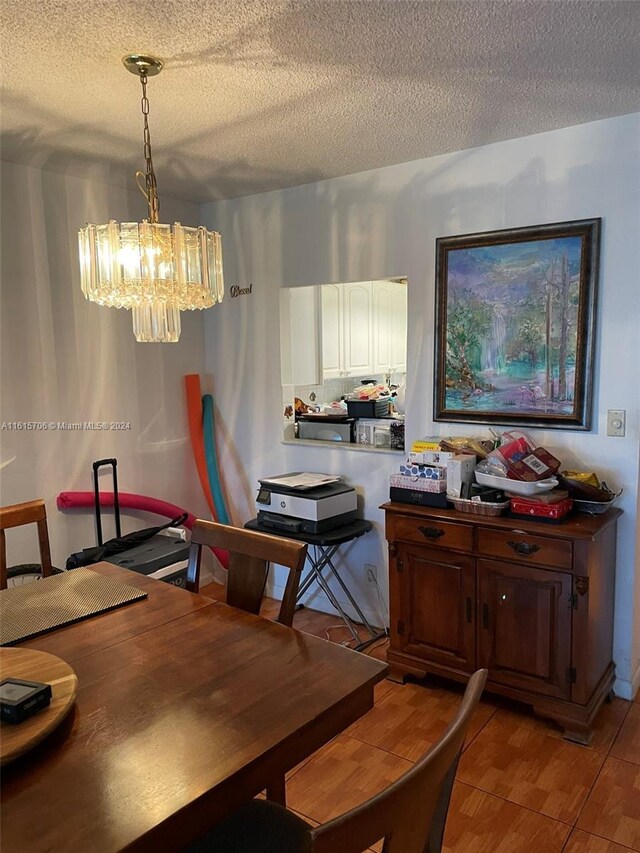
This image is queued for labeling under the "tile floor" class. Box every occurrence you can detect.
[202,582,640,852]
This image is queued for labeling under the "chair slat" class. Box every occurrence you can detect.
[0,499,53,589]
[186,520,307,627]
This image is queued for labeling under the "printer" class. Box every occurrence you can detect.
[256,473,358,534]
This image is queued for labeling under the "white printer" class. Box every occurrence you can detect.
[256,473,358,534]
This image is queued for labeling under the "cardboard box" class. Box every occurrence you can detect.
[507,448,561,481]
[389,487,448,508]
[509,496,573,519]
[446,454,476,498]
[399,464,446,480]
[507,489,569,505]
[410,437,442,452]
[408,449,456,465]
[390,474,447,493]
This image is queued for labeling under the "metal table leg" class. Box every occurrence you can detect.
[315,546,379,637]
[296,544,386,651]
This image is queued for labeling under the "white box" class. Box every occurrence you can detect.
[446,454,476,497]
[390,474,447,493]
[408,450,455,465]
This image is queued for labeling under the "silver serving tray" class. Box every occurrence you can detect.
[573,490,622,514]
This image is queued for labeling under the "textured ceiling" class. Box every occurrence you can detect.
[1,0,639,203]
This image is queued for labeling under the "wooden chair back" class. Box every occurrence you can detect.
[0,499,54,590]
[186,520,308,627]
[309,669,488,853]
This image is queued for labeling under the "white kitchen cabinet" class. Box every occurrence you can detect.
[321,281,374,379]
[372,280,407,376]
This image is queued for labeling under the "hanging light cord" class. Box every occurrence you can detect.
[135,71,160,223]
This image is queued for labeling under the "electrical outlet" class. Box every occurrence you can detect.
[365,564,377,584]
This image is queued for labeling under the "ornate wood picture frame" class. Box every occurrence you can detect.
[434,219,600,430]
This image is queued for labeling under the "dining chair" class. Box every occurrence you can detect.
[0,499,54,590]
[185,669,488,853]
[186,520,308,628]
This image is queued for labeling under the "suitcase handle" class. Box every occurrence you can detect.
[93,459,121,545]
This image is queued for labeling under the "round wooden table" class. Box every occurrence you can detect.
[0,648,77,766]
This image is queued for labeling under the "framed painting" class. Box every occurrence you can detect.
[434,219,600,430]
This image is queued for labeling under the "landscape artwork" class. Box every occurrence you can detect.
[434,220,600,430]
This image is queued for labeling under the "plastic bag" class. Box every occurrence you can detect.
[439,437,496,459]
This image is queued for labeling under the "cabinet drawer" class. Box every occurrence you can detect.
[393,516,473,552]
[478,528,572,569]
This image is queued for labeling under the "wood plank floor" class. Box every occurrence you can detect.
[201,581,639,852]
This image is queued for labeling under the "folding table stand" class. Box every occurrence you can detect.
[244,518,387,651]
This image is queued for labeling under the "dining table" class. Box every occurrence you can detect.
[0,562,387,852]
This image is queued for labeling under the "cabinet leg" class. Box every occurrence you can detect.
[387,663,409,684]
[531,705,593,746]
[561,726,592,746]
[387,662,427,684]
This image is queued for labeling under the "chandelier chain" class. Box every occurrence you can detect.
[139,72,160,223]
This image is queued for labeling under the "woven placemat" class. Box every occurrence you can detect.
[0,568,147,646]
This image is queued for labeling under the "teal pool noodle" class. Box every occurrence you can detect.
[202,393,231,525]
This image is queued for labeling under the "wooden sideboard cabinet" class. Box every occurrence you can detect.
[381,501,622,744]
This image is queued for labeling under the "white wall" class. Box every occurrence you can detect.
[201,113,640,697]
[0,162,209,569]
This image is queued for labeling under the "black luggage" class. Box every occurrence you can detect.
[66,459,190,587]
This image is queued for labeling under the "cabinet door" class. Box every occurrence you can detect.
[372,281,393,374]
[342,282,373,377]
[321,284,343,378]
[390,281,407,375]
[397,544,476,672]
[477,559,572,699]
[280,286,321,386]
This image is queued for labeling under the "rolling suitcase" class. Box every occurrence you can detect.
[66,459,190,587]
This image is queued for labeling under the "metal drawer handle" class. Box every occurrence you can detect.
[507,540,540,556]
[418,526,445,540]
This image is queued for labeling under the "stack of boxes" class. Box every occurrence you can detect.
[390,437,476,507]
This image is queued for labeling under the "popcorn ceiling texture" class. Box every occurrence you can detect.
[1,0,639,203]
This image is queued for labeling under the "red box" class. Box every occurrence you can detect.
[506,448,561,481]
[510,497,573,519]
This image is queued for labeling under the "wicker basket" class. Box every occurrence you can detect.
[451,497,510,517]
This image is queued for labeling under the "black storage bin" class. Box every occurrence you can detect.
[346,398,391,418]
[106,535,190,587]
[389,487,448,508]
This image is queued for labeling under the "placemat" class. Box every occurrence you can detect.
[0,568,147,646]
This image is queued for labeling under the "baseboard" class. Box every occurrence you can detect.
[269,577,387,631]
[613,662,640,701]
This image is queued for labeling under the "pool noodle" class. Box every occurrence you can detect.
[202,394,231,525]
[184,374,218,521]
[57,491,229,570]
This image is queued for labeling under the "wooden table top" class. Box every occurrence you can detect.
[1,563,387,852]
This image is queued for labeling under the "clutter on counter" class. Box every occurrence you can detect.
[390,432,620,520]
[355,418,405,450]
[558,470,622,514]
[292,380,405,450]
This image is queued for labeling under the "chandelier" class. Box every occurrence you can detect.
[78,55,224,343]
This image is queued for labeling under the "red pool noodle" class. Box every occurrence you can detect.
[56,491,229,570]
[184,374,219,522]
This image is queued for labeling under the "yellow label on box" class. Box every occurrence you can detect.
[411,439,441,451]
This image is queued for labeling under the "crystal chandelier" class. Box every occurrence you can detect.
[78,55,224,342]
